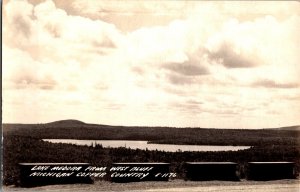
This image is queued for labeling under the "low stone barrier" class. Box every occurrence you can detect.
[19,163,94,187]
[110,163,171,183]
[247,162,296,180]
[185,162,239,181]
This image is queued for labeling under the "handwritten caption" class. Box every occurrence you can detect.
[28,165,176,180]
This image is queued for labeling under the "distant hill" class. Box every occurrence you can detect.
[273,125,300,131]
[47,119,87,126]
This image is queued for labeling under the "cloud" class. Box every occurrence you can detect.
[3,0,35,47]
[4,0,122,62]
[12,14,32,38]
[167,74,195,85]
[3,1,300,128]
[204,17,271,68]
[208,41,257,68]
[169,102,202,113]
[63,0,187,32]
[252,79,299,89]
[131,66,145,75]
[104,103,126,110]
[3,0,125,94]
[186,99,203,105]
[163,86,195,97]
[12,73,56,90]
[3,46,57,90]
[162,60,209,76]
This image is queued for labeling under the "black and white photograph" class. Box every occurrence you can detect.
[2,0,300,191]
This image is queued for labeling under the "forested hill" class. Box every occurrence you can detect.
[2,120,300,146]
[272,125,300,131]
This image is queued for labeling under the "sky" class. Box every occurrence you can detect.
[2,0,300,128]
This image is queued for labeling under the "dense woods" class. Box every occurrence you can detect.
[3,120,299,146]
[2,120,300,186]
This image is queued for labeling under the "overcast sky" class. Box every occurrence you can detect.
[3,0,300,128]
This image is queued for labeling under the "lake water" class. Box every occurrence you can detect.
[43,139,251,152]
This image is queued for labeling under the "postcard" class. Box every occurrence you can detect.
[2,1,300,191]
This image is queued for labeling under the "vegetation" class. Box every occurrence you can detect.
[3,120,300,146]
[2,120,300,186]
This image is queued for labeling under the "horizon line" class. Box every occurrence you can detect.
[2,119,300,130]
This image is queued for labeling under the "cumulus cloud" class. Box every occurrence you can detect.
[3,0,300,128]
[4,0,122,61]
[4,0,35,46]
[208,41,257,68]
[3,45,57,90]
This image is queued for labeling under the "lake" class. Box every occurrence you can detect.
[43,139,251,152]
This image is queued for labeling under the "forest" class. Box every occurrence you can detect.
[2,120,300,186]
[3,120,300,146]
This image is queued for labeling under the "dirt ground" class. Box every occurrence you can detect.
[2,179,300,192]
